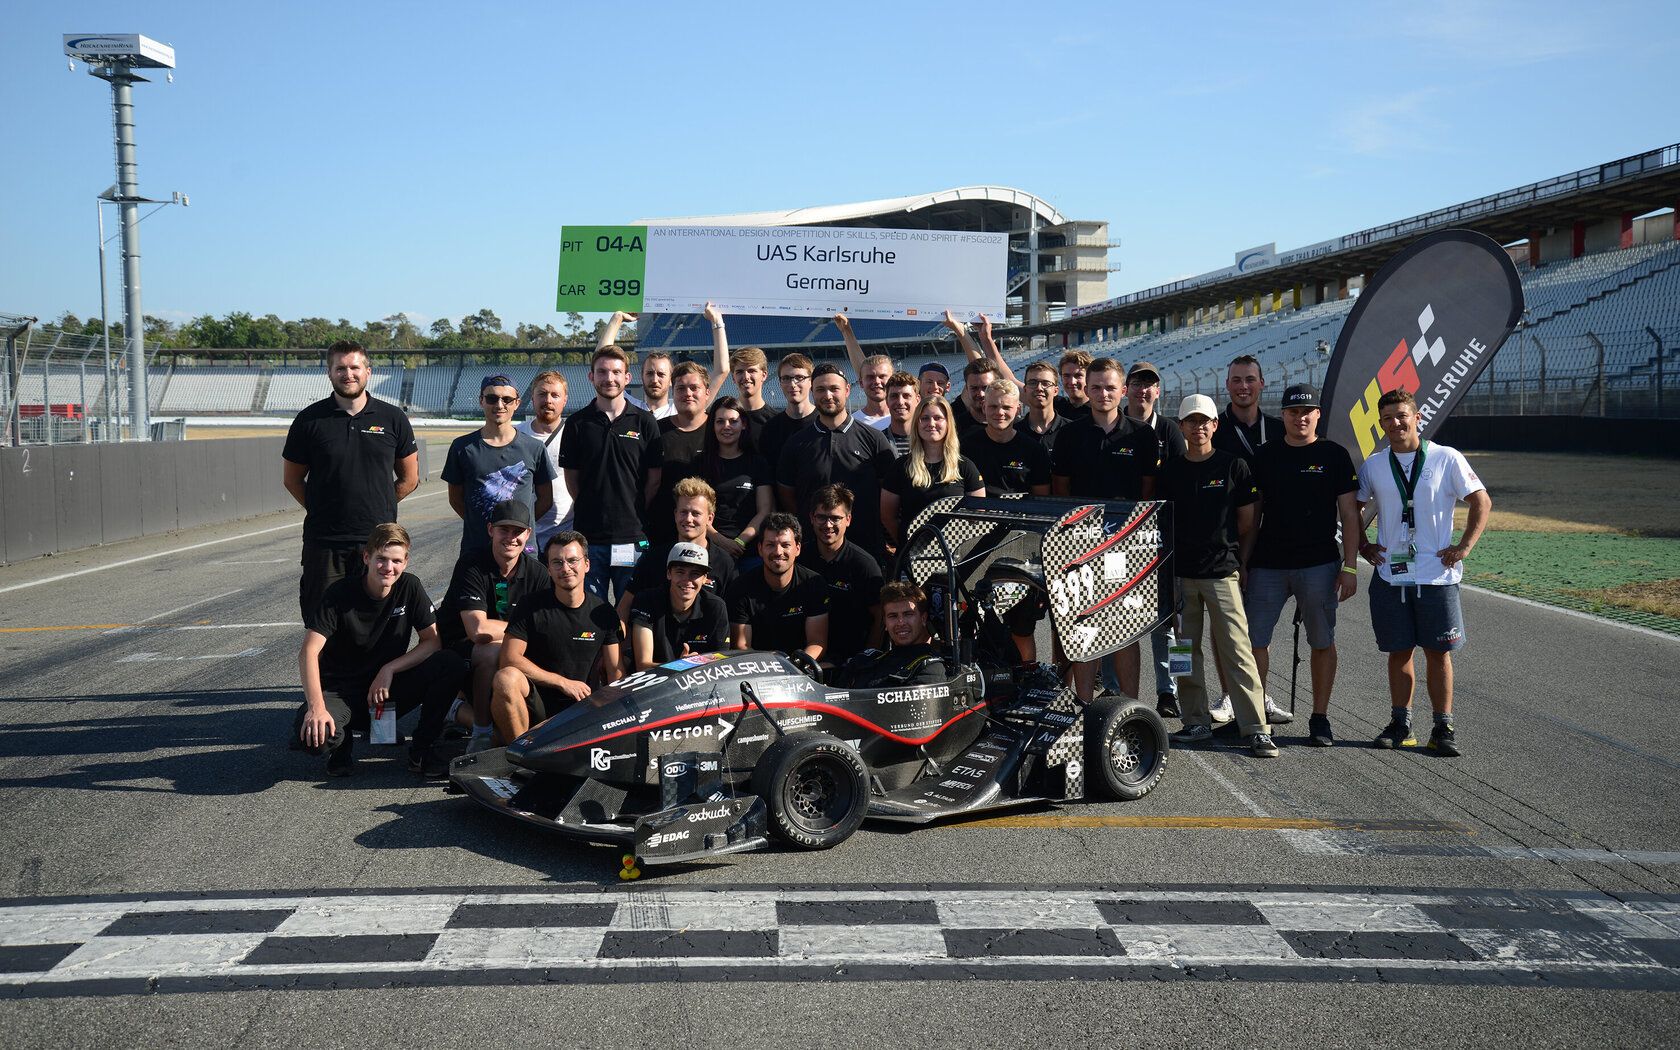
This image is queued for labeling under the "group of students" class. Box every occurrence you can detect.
[283,315,1490,779]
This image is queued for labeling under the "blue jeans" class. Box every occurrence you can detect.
[585,545,636,605]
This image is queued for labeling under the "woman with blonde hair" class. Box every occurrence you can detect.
[880,395,984,550]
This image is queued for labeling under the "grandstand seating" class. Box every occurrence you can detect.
[157,367,263,414]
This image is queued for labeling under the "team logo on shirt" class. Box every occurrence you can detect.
[1110,448,1135,457]
[1201,479,1226,490]
[830,581,852,592]
[576,631,597,641]
[784,606,806,616]
[1303,464,1324,474]
[363,425,385,434]
[392,606,406,615]
[621,431,642,440]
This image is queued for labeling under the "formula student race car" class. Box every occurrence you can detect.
[450,495,1175,868]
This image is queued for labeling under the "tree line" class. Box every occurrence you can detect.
[51,308,614,352]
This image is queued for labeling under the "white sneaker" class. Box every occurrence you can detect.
[1209,693,1234,723]
[1264,694,1294,725]
[464,733,495,756]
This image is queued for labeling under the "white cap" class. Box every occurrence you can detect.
[1177,393,1218,421]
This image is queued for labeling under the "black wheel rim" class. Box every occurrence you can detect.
[784,754,854,832]
[1109,721,1160,785]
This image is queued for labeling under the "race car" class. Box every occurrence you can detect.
[449,494,1175,868]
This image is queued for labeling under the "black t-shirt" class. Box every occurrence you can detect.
[1015,412,1072,456]
[645,418,709,547]
[307,572,435,685]
[630,588,730,665]
[626,542,738,602]
[1051,415,1159,500]
[742,404,778,449]
[1054,395,1092,420]
[759,411,815,484]
[726,565,830,655]
[777,418,896,557]
[1212,406,1284,474]
[882,454,983,534]
[1250,438,1359,570]
[1158,450,1258,579]
[283,396,418,545]
[558,400,663,545]
[799,540,884,666]
[505,590,623,683]
[963,429,1052,496]
[437,548,551,650]
[700,452,773,538]
[953,403,989,439]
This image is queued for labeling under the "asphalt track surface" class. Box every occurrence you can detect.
[1,477,1677,1047]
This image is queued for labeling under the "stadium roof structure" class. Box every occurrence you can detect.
[636,185,1069,230]
[1024,142,1680,338]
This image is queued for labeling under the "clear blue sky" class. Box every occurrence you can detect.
[5,0,1676,334]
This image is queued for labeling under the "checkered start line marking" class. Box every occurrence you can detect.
[2,887,1678,997]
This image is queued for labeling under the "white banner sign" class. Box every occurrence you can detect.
[640,225,1006,321]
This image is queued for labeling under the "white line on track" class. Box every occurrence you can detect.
[1465,584,1680,644]
[102,589,243,634]
[0,489,448,596]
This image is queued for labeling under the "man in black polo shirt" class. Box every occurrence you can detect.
[437,500,552,755]
[442,374,556,557]
[1123,359,1190,718]
[294,523,465,778]
[1213,354,1284,474]
[799,484,883,669]
[1052,357,1157,701]
[560,346,663,603]
[491,531,624,743]
[618,476,738,625]
[1159,395,1276,758]
[282,340,419,618]
[759,353,818,478]
[965,379,1052,497]
[1058,350,1093,418]
[777,363,895,561]
[727,513,829,659]
[629,542,731,670]
[952,359,997,438]
[644,361,713,548]
[1015,361,1072,454]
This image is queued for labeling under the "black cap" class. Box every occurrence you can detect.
[1281,383,1321,410]
[490,500,532,530]
[480,374,516,391]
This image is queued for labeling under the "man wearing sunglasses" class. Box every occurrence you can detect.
[442,374,556,556]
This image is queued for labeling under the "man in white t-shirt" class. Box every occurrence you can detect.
[514,369,574,552]
[1355,388,1490,757]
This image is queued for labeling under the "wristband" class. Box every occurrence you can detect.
[712,322,725,330]
[1340,565,1357,575]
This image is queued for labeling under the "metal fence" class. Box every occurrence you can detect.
[1,316,157,446]
[1161,325,1680,419]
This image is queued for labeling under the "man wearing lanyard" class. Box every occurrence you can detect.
[1213,354,1283,474]
[515,370,573,553]
[1356,389,1491,756]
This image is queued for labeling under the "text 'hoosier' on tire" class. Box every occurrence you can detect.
[1084,695,1168,801]
[752,733,869,849]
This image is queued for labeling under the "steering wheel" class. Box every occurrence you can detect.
[784,649,824,684]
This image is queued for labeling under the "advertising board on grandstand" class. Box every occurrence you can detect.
[557,224,1005,320]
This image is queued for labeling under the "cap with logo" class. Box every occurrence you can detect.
[1281,383,1322,410]
[1177,393,1219,421]
[490,500,533,530]
[667,542,710,570]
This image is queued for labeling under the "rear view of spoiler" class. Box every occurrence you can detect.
[895,496,1174,664]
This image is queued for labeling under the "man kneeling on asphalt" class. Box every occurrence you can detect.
[294,523,467,778]
[490,531,623,745]
[833,582,947,688]
[437,500,552,755]
[629,542,731,671]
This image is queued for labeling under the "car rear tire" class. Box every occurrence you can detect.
[1084,696,1168,801]
[753,734,868,849]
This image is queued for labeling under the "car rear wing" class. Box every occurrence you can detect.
[895,495,1174,665]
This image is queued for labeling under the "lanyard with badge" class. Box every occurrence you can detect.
[1386,440,1427,576]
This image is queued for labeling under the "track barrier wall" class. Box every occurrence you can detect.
[1434,415,1680,457]
[0,437,432,565]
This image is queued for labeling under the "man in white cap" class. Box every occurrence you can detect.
[1157,394,1276,758]
[628,542,731,671]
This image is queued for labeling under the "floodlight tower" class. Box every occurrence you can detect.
[64,33,176,440]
